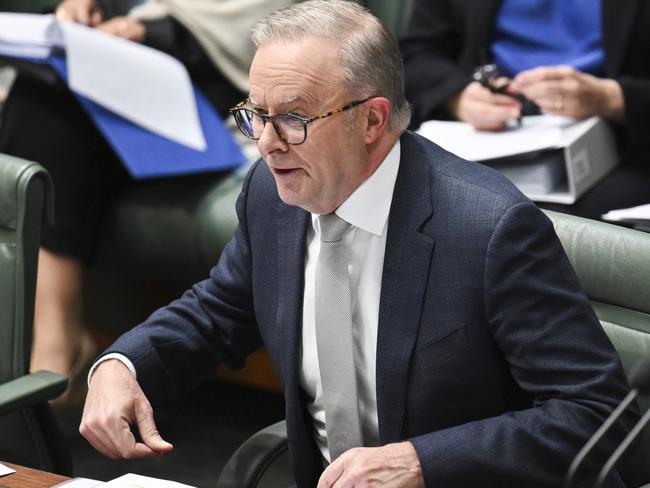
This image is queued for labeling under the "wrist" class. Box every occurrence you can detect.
[398,441,425,487]
[88,354,136,387]
[598,79,625,122]
[447,94,462,120]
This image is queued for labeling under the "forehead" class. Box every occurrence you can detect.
[249,37,346,108]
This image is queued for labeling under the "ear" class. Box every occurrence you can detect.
[363,97,392,144]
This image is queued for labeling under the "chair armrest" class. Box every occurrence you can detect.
[0,370,68,415]
[216,420,289,488]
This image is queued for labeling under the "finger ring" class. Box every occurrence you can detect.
[554,94,564,111]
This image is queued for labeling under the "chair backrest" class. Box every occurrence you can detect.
[0,153,71,474]
[545,210,650,488]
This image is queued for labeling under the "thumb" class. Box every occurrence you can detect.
[134,400,173,453]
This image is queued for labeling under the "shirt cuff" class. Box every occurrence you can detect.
[87,353,137,387]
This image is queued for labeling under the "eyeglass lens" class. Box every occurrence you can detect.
[235,109,306,144]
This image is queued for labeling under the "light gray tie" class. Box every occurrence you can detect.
[315,213,363,461]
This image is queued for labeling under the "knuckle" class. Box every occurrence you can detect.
[565,79,579,93]
[116,446,132,460]
[84,417,101,432]
[478,107,491,118]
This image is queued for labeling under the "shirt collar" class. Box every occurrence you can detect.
[311,140,401,237]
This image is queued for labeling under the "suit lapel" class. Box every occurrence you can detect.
[602,0,639,74]
[275,202,309,393]
[376,134,435,443]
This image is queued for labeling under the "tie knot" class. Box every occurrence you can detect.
[319,213,350,242]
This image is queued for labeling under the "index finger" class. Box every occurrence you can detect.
[111,416,161,459]
[80,412,155,459]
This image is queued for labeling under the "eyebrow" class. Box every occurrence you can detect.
[248,95,304,109]
[279,95,300,105]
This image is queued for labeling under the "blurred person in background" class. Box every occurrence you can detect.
[0,0,294,391]
[400,0,650,219]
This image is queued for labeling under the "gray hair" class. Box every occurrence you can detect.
[251,0,411,133]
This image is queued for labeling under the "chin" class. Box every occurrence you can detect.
[276,187,306,209]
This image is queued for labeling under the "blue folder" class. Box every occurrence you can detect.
[42,54,246,179]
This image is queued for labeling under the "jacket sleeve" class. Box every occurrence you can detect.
[617,76,650,158]
[105,162,264,406]
[409,202,638,488]
[400,0,473,126]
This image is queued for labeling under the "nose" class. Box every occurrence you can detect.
[257,120,288,157]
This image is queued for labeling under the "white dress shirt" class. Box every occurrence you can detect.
[301,141,401,462]
[89,141,402,464]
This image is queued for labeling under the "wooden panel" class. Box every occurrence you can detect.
[0,462,69,488]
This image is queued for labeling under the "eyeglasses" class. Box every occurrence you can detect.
[229,97,372,145]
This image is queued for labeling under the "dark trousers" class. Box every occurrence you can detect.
[0,72,131,261]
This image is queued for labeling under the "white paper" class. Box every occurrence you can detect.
[0,462,16,476]
[52,477,103,487]
[417,115,577,161]
[602,203,650,223]
[0,13,206,150]
[61,21,206,150]
[102,473,196,488]
[0,13,62,58]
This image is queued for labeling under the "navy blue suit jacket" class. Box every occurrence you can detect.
[108,131,636,487]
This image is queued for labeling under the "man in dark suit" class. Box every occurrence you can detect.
[80,1,637,486]
[400,0,650,220]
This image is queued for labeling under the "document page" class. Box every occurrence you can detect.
[602,203,650,224]
[0,13,206,151]
[53,478,103,487]
[103,473,196,488]
[417,115,576,161]
[52,473,196,488]
[0,462,16,477]
[61,21,206,150]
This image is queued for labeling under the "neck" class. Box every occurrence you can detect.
[364,130,400,179]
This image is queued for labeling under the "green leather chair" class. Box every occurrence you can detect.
[0,154,71,475]
[215,211,650,488]
[545,210,650,488]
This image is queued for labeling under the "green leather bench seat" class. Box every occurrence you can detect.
[98,169,245,285]
[545,210,650,488]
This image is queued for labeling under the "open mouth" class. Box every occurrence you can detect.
[274,168,298,175]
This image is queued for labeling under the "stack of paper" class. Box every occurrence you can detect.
[417,115,595,198]
[0,13,246,179]
[0,13,62,58]
[0,13,204,149]
[417,115,575,162]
